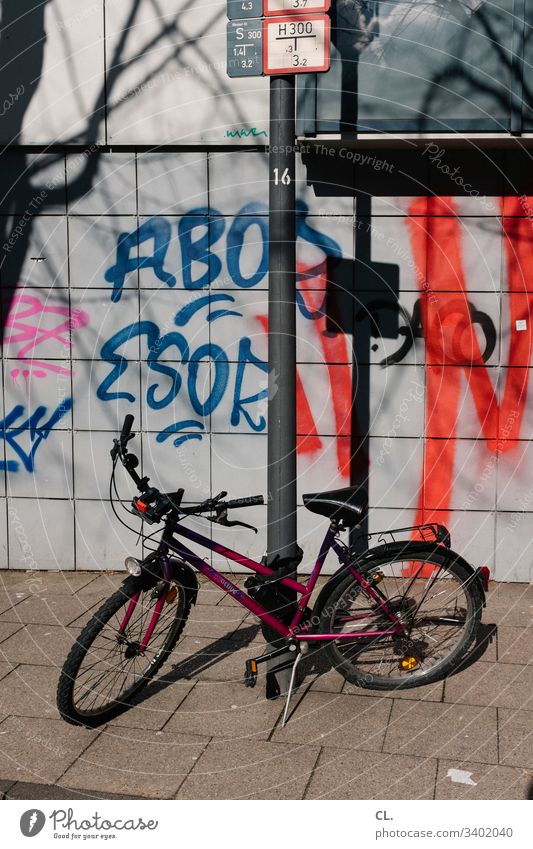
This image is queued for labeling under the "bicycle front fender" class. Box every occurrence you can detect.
[129,553,199,607]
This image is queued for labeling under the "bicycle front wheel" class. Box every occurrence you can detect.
[57,573,192,727]
[320,547,483,690]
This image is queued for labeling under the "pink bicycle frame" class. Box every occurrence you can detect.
[118,519,405,648]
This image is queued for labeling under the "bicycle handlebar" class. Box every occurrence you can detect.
[224,495,264,509]
[120,414,134,447]
[114,416,264,523]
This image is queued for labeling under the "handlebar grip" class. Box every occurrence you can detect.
[225,495,264,509]
[120,414,134,444]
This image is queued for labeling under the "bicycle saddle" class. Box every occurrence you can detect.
[302,485,368,526]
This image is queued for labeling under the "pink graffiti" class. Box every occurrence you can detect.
[4,291,90,385]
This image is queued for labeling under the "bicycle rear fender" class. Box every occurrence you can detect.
[133,553,199,606]
[311,541,486,622]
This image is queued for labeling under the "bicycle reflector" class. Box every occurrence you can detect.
[125,557,142,576]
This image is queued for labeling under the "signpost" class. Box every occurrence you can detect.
[227,0,263,19]
[226,0,331,699]
[263,0,330,15]
[263,14,330,74]
[226,0,330,78]
[227,20,263,77]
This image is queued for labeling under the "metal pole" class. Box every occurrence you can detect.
[264,74,298,699]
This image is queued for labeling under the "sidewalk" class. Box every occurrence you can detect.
[0,569,531,800]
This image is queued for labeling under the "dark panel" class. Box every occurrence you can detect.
[308,0,516,134]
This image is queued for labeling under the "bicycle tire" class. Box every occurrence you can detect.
[57,573,192,727]
[319,546,483,690]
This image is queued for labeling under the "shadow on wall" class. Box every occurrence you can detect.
[0,0,246,330]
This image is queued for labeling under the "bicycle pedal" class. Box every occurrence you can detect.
[244,658,258,688]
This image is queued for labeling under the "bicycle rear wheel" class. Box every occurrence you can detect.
[57,573,192,727]
[320,546,483,690]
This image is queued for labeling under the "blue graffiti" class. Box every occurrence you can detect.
[231,338,268,432]
[0,400,72,472]
[97,294,267,440]
[157,420,204,448]
[97,202,344,447]
[105,218,177,303]
[103,201,342,302]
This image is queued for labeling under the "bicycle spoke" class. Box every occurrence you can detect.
[328,554,476,683]
[71,582,185,717]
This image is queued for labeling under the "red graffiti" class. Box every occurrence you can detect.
[297,262,352,477]
[254,313,322,454]
[255,260,352,477]
[406,197,533,570]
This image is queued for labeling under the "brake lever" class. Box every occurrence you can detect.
[209,508,258,534]
[110,432,135,461]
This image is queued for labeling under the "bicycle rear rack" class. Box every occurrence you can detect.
[354,522,451,550]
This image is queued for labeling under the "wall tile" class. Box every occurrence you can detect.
[138,153,208,215]
[67,153,136,215]
[7,498,75,571]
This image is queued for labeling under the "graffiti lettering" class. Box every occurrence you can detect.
[4,293,90,383]
[103,201,342,302]
[0,400,72,472]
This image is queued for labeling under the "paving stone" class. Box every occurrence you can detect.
[473,623,498,662]
[0,625,81,667]
[0,716,98,784]
[5,780,145,800]
[271,691,392,751]
[167,634,264,683]
[305,747,438,800]
[435,758,532,800]
[75,572,127,597]
[176,738,320,799]
[164,680,284,740]
[0,664,60,718]
[297,646,345,694]
[383,701,498,764]
[182,604,249,640]
[0,592,29,616]
[0,778,17,798]
[196,586,227,606]
[0,661,18,682]
[0,572,27,587]
[484,582,533,628]
[0,622,24,644]
[499,708,533,769]
[62,727,209,799]
[305,668,345,694]
[497,625,533,665]
[109,679,195,731]
[0,571,99,595]
[343,678,444,702]
[0,594,103,627]
[444,661,533,710]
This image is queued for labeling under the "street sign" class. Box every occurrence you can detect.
[227,19,263,77]
[227,0,263,20]
[263,14,330,74]
[263,0,330,15]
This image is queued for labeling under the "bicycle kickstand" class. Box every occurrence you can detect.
[281,650,304,729]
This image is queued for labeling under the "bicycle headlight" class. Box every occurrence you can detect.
[124,557,142,576]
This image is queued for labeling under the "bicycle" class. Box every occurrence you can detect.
[57,414,489,728]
